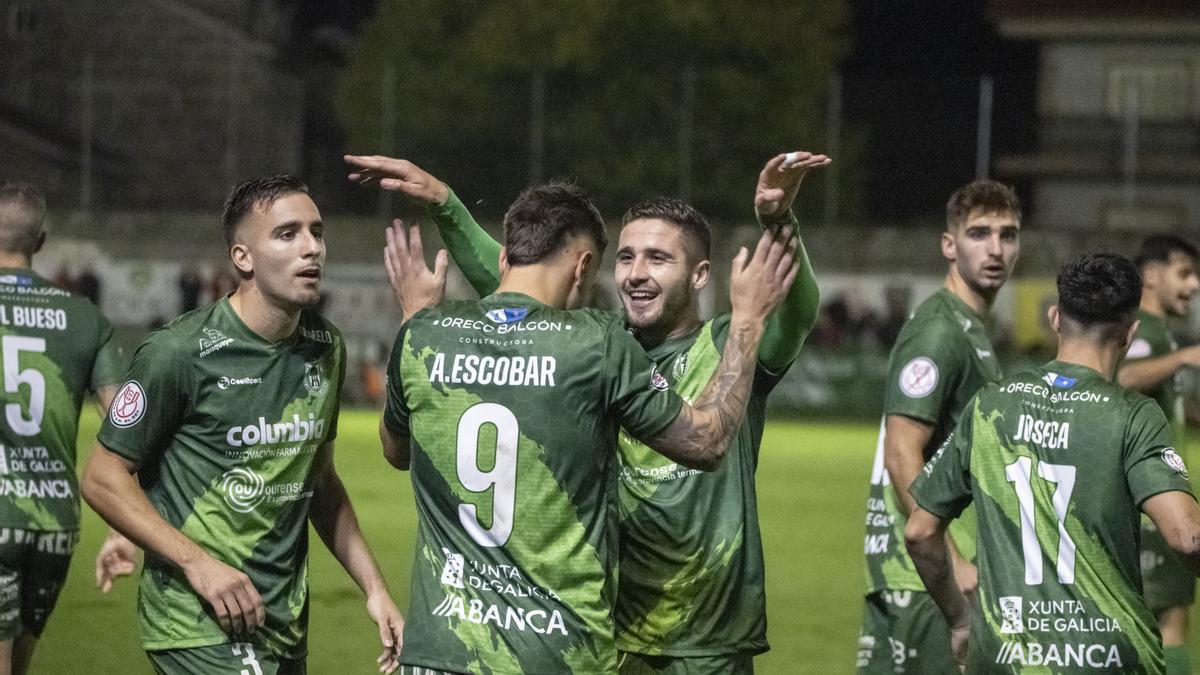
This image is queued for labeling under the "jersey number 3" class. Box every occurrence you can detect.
[1005,456,1077,585]
[2,335,46,437]
[456,402,518,548]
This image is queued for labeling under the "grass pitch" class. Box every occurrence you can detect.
[37,411,1200,672]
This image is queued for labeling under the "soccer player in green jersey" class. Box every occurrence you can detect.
[0,183,125,674]
[347,150,826,673]
[857,180,1021,673]
[1118,235,1200,675]
[80,176,405,674]
[907,253,1200,673]
[377,178,798,674]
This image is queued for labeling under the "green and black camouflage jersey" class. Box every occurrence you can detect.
[913,361,1193,673]
[384,292,684,675]
[863,288,1001,594]
[1126,311,1184,447]
[614,314,783,657]
[0,268,123,531]
[97,298,345,658]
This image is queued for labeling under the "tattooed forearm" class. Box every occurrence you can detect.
[647,319,764,470]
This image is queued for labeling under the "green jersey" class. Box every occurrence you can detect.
[614,315,782,656]
[1126,311,1185,446]
[913,361,1193,673]
[0,268,123,531]
[863,288,1001,594]
[384,292,684,675]
[97,298,345,658]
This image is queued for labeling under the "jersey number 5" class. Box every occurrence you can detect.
[456,402,518,547]
[1005,456,1077,585]
[2,335,46,437]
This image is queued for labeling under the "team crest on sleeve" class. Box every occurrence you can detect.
[1163,448,1188,477]
[110,381,147,427]
[1126,338,1152,360]
[899,357,938,398]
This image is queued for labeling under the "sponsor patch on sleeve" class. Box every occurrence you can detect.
[898,357,938,398]
[1163,448,1189,477]
[1126,338,1152,360]
[649,364,670,391]
[109,380,147,428]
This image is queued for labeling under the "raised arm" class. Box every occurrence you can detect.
[643,227,798,469]
[346,154,501,295]
[308,441,404,674]
[753,152,827,372]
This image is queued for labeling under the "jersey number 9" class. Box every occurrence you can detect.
[456,402,519,547]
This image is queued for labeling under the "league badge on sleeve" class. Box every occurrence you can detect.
[899,357,938,399]
[649,364,670,391]
[1163,448,1189,477]
[110,381,147,427]
[1126,338,1152,360]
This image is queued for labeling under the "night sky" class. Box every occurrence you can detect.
[283,0,1039,221]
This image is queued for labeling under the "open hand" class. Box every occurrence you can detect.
[385,220,449,322]
[754,150,831,219]
[345,155,450,206]
[729,227,799,324]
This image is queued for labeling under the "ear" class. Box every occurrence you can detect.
[691,259,711,291]
[1122,319,1141,353]
[1047,304,1060,334]
[32,230,46,255]
[940,230,956,262]
[499,247,509,276]
[230,243,253,276]
[573,249,594,286]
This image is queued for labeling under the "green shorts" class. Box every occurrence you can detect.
[618,651,754,674]
[148,642,305,675]
[0,528,78,640]
[856,590,957,674]
[1142,517,1196,613]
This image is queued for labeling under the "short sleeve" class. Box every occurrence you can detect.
[883,319,967,425]
[96,330,190,466]
[325,338,346,442]
[89,312,126,390]
[1125,398,1194,506]
[604,321,685,441]
[382,325,411,436]
[912,397,977,520]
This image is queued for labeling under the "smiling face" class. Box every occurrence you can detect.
[942,207,1021,298]
[1146,251,1200,318]
[614,218,709,338]
[231,192,326,311]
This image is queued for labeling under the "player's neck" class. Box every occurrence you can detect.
[0,252,31,269]
[495,266,570,309]
[1139,293,1166,320]
[943,268,994,316]
[1055,340,1122,382]
[636,311,703,349]
[229,286,301,342]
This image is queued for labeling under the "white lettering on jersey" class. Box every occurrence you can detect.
[1013,414,1070,449]
[428,352,557,387]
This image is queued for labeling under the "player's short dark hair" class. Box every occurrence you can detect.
[503,182,607,266]
[1056,253,1141,340]
[0,182,47,255]
[622,197,711,263]
[1134,234,1199,270]
[221,175,309,248]
[946,180,1021,231]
